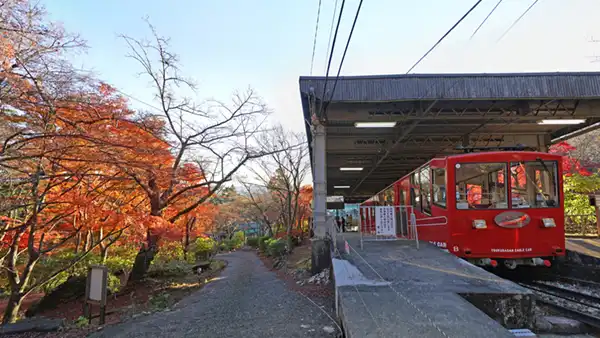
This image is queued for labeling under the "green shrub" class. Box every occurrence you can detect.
[247,237,259,248]
[148,260,191,277]
[73,316,89,328]
[258,236,270,253]
[230,231,244,248]
[149,292,170,311]
[267,239,286,257]
[30,247,138,294]
[154,241,185,263]
[194,237,216,261]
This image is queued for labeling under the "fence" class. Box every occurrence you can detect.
[358,205,448,250]
[565,214,599,237]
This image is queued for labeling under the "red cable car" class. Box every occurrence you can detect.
[360,148,565,269]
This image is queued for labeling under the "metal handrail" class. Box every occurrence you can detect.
[414,215,449,227]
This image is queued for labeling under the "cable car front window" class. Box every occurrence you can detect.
[455,162,508,210]
[509,161,559,208]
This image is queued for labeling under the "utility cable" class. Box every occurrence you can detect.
[406,0,483,74]
[321,0,365,116]
[318,0,346,119]
[470,0,503,39]
[324,0,341,74]
[310,0,323,75]
[497,0,539,42]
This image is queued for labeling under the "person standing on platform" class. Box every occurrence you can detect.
[341,217,346,233]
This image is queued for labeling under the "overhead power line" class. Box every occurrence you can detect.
[324,0,341,74]
[309,0,323,75]
[318,0,346,118]
[470,0,503,39]
[497,0,539,42]
[322,0,365,114]
[349,0,485,194]
[406,0,483,74]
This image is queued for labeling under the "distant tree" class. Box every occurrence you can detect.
[248,125,310,251]
[118,21,276,280]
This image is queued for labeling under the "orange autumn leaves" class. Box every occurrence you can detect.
[1,82,215,251]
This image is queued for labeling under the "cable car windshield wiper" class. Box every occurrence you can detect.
[536,158,551,174]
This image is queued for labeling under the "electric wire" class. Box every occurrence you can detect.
[317,0,346,118]
[310,0,324,75]
[324,0,341,74]
[406,0,483,74]
[497,0,539,42]
[470,0,503,39]
[321,0,365,116]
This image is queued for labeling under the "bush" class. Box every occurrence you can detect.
[31,247,138,294]
[149,292,170,311]
[154,241,185,263]
[148,260,191,278]
[230,231,245,248]
[194,237,216,261]
[258,236,270,253]
[247,237,259,248]
[267,239,287,257]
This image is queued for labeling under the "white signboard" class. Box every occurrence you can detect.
[375,206,396,236]
[86,265,108,305]
[88,268,105,301]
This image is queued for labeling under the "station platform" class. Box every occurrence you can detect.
[332,233,534,338]
[566,237,600,259]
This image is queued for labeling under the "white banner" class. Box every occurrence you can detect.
[375,206,396,236]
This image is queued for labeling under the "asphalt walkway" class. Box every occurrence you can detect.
[89,251,338,338]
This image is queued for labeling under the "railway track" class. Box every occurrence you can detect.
[551,274,600,289]
[520,281,600,310]
[517,281,600,330]
[536,299,600,330]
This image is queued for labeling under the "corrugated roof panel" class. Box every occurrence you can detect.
[299,72,600,102]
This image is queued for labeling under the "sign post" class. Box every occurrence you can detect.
[84,265,108,325]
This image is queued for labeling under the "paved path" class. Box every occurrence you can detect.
[90,251,339,338]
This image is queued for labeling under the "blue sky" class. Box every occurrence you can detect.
[44,0,600,133]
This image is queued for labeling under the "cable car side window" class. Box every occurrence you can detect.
[420,166,432,215]
[410,171,421,212]
[432,168,446,208]
[509,160,559,208]
[455,162,508,210]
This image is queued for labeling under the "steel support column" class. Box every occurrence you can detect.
[312,121,327,238]
[310,118,330,274]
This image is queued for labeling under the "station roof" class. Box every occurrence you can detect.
[299,72,600,204]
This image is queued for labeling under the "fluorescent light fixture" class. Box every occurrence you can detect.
[354,121,397,128]
[537,119,585,125]
[334,185,350,189]
[340,167,363,171]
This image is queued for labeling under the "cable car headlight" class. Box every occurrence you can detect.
[541,218,556,228]
[472,219,487,229]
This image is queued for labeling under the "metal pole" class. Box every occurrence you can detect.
[411,212,419,249]
[360,206,364,250]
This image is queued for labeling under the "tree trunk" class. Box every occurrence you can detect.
[83,230,91,252]
[128,232,159,282]
[129,196,162,282]
[74,232,81,254]
[100,246,109,264]
[183,217,194,261]
[2,292,23,324]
